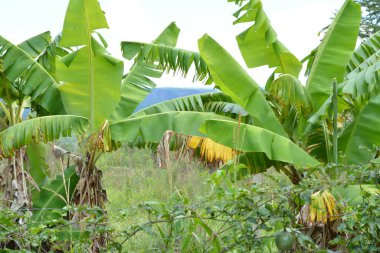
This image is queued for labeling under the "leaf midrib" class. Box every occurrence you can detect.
[83,0,95,131]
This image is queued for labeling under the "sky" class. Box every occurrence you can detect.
[0,0,346,87]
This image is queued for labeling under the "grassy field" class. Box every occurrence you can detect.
[97,147,212,251]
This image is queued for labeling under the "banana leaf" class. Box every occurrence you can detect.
[0,115,89,157]
[110,111,226,144]
[306,0,361,110]
[202,119,320,168]
[57,40,123,131]
[198,34,287,137]
[0,35,63,114]
[230,0,302,76]
[338,94,380,163]
[110,22,181,121]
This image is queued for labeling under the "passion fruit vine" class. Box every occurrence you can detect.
[275,231,294,251]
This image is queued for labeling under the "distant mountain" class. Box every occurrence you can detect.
[135,87,216,111]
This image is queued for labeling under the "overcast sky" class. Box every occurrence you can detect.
[0,0,346,87]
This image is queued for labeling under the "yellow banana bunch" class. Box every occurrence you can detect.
[187,136,236,164]
[308,190,340,225]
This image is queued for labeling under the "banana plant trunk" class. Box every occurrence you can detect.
[73,152,106,208]
[72,150,107,252]
[51,144,108,251]
[1,150,30,210]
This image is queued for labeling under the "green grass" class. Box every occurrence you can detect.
[97,147,211,251]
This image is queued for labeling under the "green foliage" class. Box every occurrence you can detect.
[18,32,51,59]
[110,112,225,144]
[229,0,302,76]
[219,0,379,169]
[57,40,123,131]
[338,94,380,163]
[335,197,380,251]
[0,148,379,252]
[113,162,379,252]
[343,30,380,100]
[36,34,69,81]
[32,166,79,222]
[60,0,108,48]
[266,74,313,116]
[133,92,249,121]
[0,115,88,157]
[306,0,361,110]
[331,182,380,251]
[0,207,108,252]
[198,34,287,137]
[26,142,49,186]
[111,22,182,122]
[121,42,209,82]
[0,36,63,114]
[1,0,380,252]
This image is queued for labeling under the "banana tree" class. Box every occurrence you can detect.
[129,1,378,230]
[0,0,226,218]
[193,0,363,173]
[0,0,228,250]
[122,0,377,184]
[199,0,380,247]
[0,31,66,210]
[123,0,325,180]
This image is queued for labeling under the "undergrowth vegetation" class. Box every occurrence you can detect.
[1,147,379,252]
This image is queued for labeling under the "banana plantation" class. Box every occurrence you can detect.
[0,0,379,252]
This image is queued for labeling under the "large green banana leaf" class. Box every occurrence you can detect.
[110,22,182,121]
[343,62,380,101]
[346,31,380,74]
[0,115,88,157]
[306,0,361,110]
[60,0,108,48]
[0,36,63,114]
[57,0,123,131]
[26,142,50,186]
[198,34,287,137]
[57,41,123,131]
[18,31,51,59]
[133,92,248,119]
[110,111,225,144]
[338,94,380,164]
[124,42,210,82]
[202,119,320,168]
[343,31,380,100]
[229,0,302,76]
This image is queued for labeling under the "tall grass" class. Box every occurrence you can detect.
[97,147,211,251]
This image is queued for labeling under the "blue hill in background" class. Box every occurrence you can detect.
[135,87,216,111]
